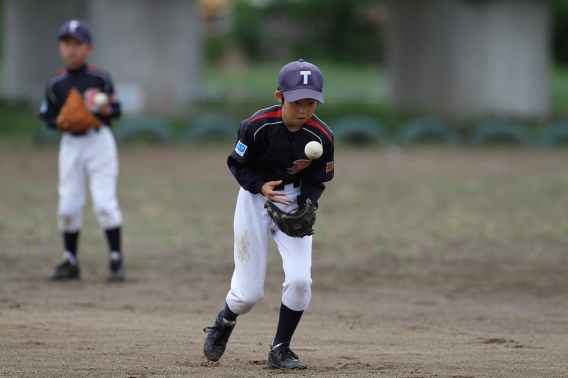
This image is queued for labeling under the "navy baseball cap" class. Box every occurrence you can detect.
[58,20,92,44]
[278,59,324,104]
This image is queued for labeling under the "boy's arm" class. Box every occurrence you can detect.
[296,141,334,208]
[105,75,121,119]
[297,176,325,208]
[95,72,121,120]
[227,156,265,194]
[228,120,265,193]
[108,92,121,119]
[39,85,59,129]
[228,156,292,206]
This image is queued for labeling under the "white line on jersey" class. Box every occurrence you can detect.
[302,128,323,145]
[254,121,283,141]
[47,73,70,104]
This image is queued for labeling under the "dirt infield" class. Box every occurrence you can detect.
[1,145,567,377]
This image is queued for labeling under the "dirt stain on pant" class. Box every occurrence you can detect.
[236,231,250,264]
[59,214,73,230]
[97,209,111,224]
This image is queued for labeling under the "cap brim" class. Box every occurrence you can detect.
[59,33,90,43]
[282,88,324,104]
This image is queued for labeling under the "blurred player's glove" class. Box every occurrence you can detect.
[264,198,317,238]
[56,87,102,133]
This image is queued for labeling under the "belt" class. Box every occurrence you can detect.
[70,127,100,136]
[274,181,301,191]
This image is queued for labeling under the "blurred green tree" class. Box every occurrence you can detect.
[231,1,266,60]
[279,0,384,64]
[552,0,568,65]
[230,0,385,64]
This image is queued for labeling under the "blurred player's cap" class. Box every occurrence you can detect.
[58,20,92,44]
[278,59,324,104]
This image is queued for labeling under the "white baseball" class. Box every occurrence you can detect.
[304,141,323,160]
[94,92,108,107]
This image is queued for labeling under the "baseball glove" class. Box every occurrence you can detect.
[56,87,102,133]
[264,198,317,238]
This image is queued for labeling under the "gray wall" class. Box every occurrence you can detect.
[88,0,202,112]
[2,0,202,112]
[2,0,87,100]
[387,0,551,119]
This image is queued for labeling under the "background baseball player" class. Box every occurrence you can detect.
[203,59,334,369]
[39,20,125,281]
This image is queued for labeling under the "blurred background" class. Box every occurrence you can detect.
[1,0,567,146]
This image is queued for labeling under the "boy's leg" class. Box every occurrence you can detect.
[52,135,87,279]
[268,186,312,369]
[204,188,271,362]
[84,128,124,279]
[272,230,313,339]
[225,188,272,315]
[86,127,122,232]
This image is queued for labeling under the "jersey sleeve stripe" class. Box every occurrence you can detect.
[306,118,333,143]
[248,105,279,119]
[248,109,282,124]
[312,114,334,135]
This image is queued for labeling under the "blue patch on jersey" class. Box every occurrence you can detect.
[235,140,247,157]
[39,100,47,114]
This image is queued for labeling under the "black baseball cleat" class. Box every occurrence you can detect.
[203,312,236,361]
[50,259,80,280]
[267,342,306,369]
[108,256,125,281]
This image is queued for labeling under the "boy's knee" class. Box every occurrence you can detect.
[93,203,121,229]
[227,288,264,314]
[57,210,81,232]
[288,277,312,297]
[282,276,312,311]
[237,289,264,313]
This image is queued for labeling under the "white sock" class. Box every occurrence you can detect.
[110,251,121,261]
[64,251,77,265]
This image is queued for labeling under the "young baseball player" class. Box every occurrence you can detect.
[40,20,125,281]
[203,59,334,369]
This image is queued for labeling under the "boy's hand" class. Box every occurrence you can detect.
[97,103,112,117]
[262,180,292,206]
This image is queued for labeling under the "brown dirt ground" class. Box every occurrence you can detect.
[1,144,567,378]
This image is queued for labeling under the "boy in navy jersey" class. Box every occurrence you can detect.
[203,60,334,369]
[40,20,125,281]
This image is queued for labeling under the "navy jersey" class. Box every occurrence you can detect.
[228,105,334,207]
[39,64,121,129]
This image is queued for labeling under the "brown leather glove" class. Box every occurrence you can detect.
[56,87,102,133]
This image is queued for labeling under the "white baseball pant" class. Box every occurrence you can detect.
[57,126,122,232]
[226,184,313,314]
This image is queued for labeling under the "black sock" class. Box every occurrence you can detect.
[105,227,121,254]
[63,231,80,257]
[272,304,304,347]
[220,303,238,322]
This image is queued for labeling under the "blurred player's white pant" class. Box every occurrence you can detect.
[226,184,312,314]
[58,126,122,232]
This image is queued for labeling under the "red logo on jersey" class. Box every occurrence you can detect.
[287,159,312,175]
[84,88,102,111]
[326,161,334,173]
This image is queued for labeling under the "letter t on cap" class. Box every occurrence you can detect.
[300,71,311,84]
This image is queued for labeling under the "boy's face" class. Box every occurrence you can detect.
[59,36,93,69]
[276,91,318,130]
